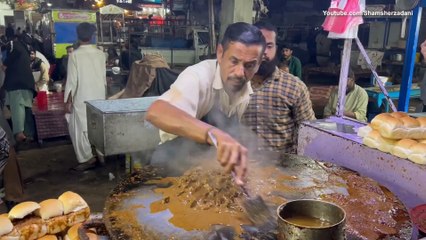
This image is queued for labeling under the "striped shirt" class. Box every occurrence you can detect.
[242,67,315,153]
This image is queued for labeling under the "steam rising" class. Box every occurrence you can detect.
[150,110,279,177]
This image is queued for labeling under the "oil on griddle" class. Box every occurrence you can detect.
[103,155,412,240]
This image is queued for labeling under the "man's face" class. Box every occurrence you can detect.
[217,42,263,95]
[282,48,292,58]
[66,47,74,55]
[257,29,278,77]
[30,51,36,61]
[346,77,355,94]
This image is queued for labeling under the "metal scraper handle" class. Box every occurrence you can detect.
[207,130,250,197]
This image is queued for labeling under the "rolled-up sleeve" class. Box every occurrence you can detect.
[158,70,202,142]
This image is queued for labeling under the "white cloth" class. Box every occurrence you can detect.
[64,45,106,163]
[36,51,50,72]
[357,50,384,69]
[158,59,253,142]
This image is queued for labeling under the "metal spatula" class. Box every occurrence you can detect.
[207,131,274,227]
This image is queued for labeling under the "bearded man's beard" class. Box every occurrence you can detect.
[257,57,278,77]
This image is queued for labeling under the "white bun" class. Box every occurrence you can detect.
[0,215,13,236]
[408,143,426,164]
[66,223,82,240]
[391,139,418,159]
[363,130,397,153]
[36,199,64,220]
[8,201,40,220]
[58,192,88,214]
[357,125,372,138]
[66,207,90,227]
[371,113,426,139]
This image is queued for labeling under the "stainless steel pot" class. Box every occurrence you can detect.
[277,199,346,240]
[392,53,403,62]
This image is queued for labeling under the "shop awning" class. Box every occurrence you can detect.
[99,4,125,15]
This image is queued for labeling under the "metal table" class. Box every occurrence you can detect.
[298,117,426,212]
[86,97,160,156]
[365,83,421,112]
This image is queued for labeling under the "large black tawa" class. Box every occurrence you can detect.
[103,153,413,240]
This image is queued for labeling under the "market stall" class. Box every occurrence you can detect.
[98,4,126,45]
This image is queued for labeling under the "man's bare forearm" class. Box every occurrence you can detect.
[146,100,213,144]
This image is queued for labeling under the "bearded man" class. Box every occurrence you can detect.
[242,21,315,154]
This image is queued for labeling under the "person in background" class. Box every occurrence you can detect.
[242,21,315,154]
[106,46,119,67]
[323,69,368,122]
[59,45,73,81]
[146,22,266,185]
[29,49,49,92]
[65,22,106,171]
[420,39,426,112]
[120,40,142,71]
[5,23,14,41]
[280,44,302,79]
[3,35,36,142]
[0,61,24,210]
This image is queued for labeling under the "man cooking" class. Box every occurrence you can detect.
[146,22,266,185]
[242,21,315,154]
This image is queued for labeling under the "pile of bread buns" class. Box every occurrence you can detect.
[359,112,426,164]
[0,191,95,240]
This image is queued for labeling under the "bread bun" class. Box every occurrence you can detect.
[9,201,40,220]
[371,113,404,139]
[363,130,397,153]
[401,116,420,128]
[357,125,372,138]
[37,235,58,240]
[391,139,418,159]
[408,143,426,164]
[390,112,408,118]
[66,207,90,227]
[416,117,426,127]
[363,130,381,149]
[65,223,82,240]
[371,113,426,139]
[36,199,64,220]
[0,215,13,236]
[45,215,68,235]
[58,192,88,215]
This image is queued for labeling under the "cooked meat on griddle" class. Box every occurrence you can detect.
[169,167,243,212]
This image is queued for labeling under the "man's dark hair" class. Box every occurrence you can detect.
[220,22,265,52]
[66,45,73,50]
[348,68,355,80]
[281,44,293,50]
[77,22,96,42]
[254,20,277,35]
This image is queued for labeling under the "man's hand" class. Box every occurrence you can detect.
[65,102,72,113]
[344,110,356,119]
[208,128,248,185]
[421,40,426,60]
